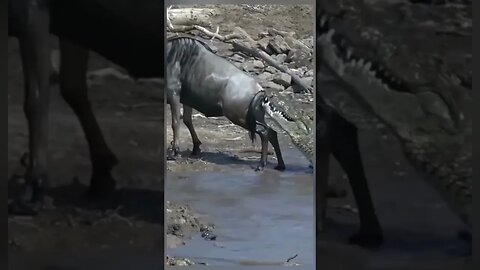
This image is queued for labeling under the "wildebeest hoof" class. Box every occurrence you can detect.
[9,175,47,215]
[191,147,201,156]
[274,164,286,171]
[87,171,116,198]
[349,229,383,250]
[167,147,180,160]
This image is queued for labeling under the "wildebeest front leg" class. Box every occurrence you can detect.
[167,94,181,160]
[254,122,269,171]
[182,105,202,155]
[267,127,286,171]
[9,1,50,215]
[59,39,118,197]
[330,113,383,249]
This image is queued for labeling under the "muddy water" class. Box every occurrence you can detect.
[166,148,314,266]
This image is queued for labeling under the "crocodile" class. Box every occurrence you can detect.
[262,97,314,162]
[315,0,471,242]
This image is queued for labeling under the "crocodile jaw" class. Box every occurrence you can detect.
[262,98,314,162]
[316,9,472,227]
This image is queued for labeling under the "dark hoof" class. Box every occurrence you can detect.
[167,147,180,161]
[8,200,43,216]
[349,229,383,250]
[274,164,286,171]
[191,147,201,156]
[9,174,47,216]
[87,171,116,198]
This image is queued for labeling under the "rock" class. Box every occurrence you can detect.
[272,73,292,87]
[265,66,278,73]
[256,72,274,83]
[268,36,291,54]
[257,37,271,51]
[273,53,287,63]
[241,61,256,72]
[291,83,305,93]
[233,62,243,69]
[287,48,311,67]
[229,54,245,63]
[304,76,314,86]
[261,81,285,92]
[253,60,264,69]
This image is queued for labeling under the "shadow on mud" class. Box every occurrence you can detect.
[318,218,470,256]
[46,181,164,224]
[173,149,312,173]
[8,177,164,225]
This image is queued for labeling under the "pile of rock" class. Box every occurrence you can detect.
[227,31,314,94]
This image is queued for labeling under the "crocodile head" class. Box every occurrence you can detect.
[262,97,314,162]
[316,0,472,227]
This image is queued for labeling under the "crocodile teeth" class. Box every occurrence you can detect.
[350,59,357,66]
[364,61,372,70]
[326,29,335,42]
[320,15,328,27]
[357,59,365,67]
[346,47,353,60]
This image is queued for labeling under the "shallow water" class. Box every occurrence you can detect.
[166,150,315,266]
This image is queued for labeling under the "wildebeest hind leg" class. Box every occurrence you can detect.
[182,105,202,156]
[9,1,50,215]
[266,127,285,171]
[59,39,118,198]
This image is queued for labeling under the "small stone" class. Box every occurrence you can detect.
[274,53,287,63]
[253,60,264,69]
[268,36,291,54]
[229,54,245,63]
[261,81,285,92]
[272,73,292,87]
[257,37,271,51]
[241,61,255,72]
[256,72,274,82]
[265,66,278,73]
[303,76,314,86]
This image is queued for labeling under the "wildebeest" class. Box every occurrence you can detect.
[166,36,286,172]
[8,0,165,215]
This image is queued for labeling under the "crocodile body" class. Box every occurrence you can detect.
[315,0,472,230]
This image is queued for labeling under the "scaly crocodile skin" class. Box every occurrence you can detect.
[316,2,472,228]
[261,96,314,163]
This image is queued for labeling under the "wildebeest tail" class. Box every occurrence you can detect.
[246,91,267,143]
